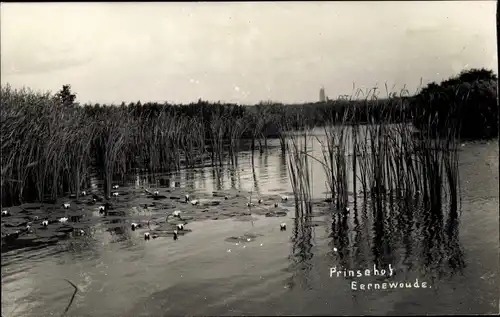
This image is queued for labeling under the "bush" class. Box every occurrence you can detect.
[411,68,498,139]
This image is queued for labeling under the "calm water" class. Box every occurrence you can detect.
[2,129,499,316]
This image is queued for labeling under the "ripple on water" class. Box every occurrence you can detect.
[1,139,499,316]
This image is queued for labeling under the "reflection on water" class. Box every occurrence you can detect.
[286,216,314,291]
[1,133,498,316]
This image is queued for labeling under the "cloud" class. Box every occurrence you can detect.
[0,2,496,105]
[2,56,92,76]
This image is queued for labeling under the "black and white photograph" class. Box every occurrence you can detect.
[1,1,499,316]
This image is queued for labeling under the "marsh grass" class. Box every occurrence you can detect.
[209,111,226,169]
[96,110,132,199]
[0,83,405,207]
[1,87,99,204]
[1,86,222,205]
[1,82,461,219]
[284,86,461,232]
[286,116,313,217]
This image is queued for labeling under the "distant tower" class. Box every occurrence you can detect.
[319,87,326,102]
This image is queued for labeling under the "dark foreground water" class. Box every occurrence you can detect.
[1,134,499,316]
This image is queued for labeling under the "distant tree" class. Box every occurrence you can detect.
[411,68,498,139]
[55,84,77,107]
[457,68,497,83]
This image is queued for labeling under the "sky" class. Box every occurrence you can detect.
[1,1,498,105]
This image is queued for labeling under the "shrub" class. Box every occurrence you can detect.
[411,68,498,139]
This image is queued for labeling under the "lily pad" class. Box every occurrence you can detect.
[212,191,227,198]
[17,234,38,242]
[233,215,259,222]
[57,226,74,233]
[224,232,262,243]
[265,211,288,217]
[33,237,59,244]
[55,232,69,238]
[204,200,221,207]
[150,195,168,200]
[3,218,29,227]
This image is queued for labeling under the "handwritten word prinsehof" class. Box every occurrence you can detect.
[330,264,431,291]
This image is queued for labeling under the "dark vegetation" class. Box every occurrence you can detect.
[1,69,497,207]
[411,68,498,139]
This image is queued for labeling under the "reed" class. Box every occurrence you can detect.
[249,112,266,155]
[64,108,96,200]
[1,86,102,203]
[209,110,226,169]
[95,109,132,199]
[227,117,248,167]
[0,79,463,212]
[182,117,205,168]
[286,114,313,217]
[275,108,290,153]
[282,84,461,228]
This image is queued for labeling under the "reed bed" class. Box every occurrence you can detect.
[1,85,287,205]
[281,87,465,281]
[1,87,98,203]
[284,87,461,225]
[0,77,472,210]
[95,109,133,198]
[317,111,350,210]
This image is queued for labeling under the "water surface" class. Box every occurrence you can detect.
[2,130,498,316]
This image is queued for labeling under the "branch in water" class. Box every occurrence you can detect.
[61,279,78,317]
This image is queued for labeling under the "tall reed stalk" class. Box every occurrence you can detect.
[286,128,313,217]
